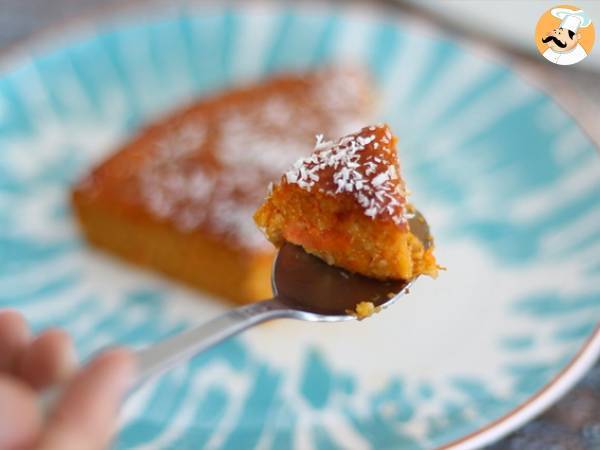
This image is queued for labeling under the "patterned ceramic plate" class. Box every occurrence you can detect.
[1,3,599,449]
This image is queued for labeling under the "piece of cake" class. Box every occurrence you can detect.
[254,124,438,280]
[71,67,372,303]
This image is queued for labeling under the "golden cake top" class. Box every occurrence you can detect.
[75,67,371,251]
[282,124,409,225]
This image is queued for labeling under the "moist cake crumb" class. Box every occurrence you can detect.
[354,301,376,319]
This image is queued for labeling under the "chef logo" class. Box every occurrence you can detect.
[535,5,595,65]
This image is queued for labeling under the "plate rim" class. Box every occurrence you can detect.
[0,1,599,448]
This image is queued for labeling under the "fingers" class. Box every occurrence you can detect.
[0,310,31,373]
[36,349,136,450]
[0,312,135,450]
[0,375,42,450]
[16,329,78,390]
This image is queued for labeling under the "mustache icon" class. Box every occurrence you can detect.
[542,35,567,48]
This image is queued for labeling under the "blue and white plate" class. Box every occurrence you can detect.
[1,3,599,449]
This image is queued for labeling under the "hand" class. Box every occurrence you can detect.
[0,310,136,450]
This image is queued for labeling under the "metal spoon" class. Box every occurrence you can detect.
[133,210,431,382]
[43,211,431,409]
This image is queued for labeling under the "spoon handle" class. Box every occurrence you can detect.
[40,298,290,416]
[134,298,289,383]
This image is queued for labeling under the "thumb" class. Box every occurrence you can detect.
[35,349,136,450]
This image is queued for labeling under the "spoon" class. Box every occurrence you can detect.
[43,211,431,408]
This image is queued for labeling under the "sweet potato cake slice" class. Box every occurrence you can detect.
[254,124,438,280]
[71,67,372,303]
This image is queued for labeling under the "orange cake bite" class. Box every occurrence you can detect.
[72,67,372,304]
[254,124,438,280]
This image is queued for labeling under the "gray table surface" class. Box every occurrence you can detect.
[1,1,599,449]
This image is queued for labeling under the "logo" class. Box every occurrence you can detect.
[535,5,595,66]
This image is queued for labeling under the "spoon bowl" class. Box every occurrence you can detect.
[272,210,431,319]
